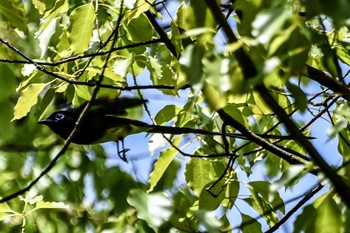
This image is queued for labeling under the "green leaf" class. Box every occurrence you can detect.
[185,158,226,197]
[179,44,205,86]
[248,181,282,226]
[170,21,183,55]
[221,173,240,209]
[241,213,262,233]
[73,84,91,101]
[203,82,227,111]
[268,24,297,56]
[270,165,306,194]
[33,0,46,14]
[313,194,343,233]
[198,182,224,211]
[294,193,343,233]
[252,8,290,46]
[286,82,307,112]
[148,56,162,80]
[294,204,317,233]
[113,53,135,77]
[222,103,246,127]
[145,53,178,95]
[0,203,16,221]
[285,27,311,72]
[185,158,212,197]
[0,0,28,33]
[34,200,69,210]
[202,53,238,94]
[37,17,59,58]
[181,0,215,30]
[69,3,95,54]
[39,0,68,39]
[123,1,150,23]
[154,105,182,125]
[327,119,347,138]
[192,211,222,233]
[318,0,350,28]
[127,190,173,228]
[337,129,350,158]
[148,137,180,192]
[12,83,47,121]
[125,13,152,42]
[251,91,272,115]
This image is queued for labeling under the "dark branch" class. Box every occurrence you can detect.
[265,184,324,233]
[205,0,350,209]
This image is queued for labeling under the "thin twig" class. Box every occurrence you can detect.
[234,183,324,231]
[265,184,324,233]
[204,0,350,208]
[0,0,126,203]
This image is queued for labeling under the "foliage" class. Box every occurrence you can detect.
[0,0,350,232]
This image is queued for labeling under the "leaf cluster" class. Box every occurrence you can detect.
[1,0,350,232]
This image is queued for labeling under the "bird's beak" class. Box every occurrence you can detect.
[38,119,53,125]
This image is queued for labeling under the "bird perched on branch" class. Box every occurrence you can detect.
[39,97,305,161]
[38,97,236,144]
[38,97,232,161]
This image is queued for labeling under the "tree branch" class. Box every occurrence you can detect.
[303,65,350,102]
[0,1,126,203]
[205,0,350,208]
[265,183,324,233]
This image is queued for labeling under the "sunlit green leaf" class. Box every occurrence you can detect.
[125,13,152,42]
[34,200,69,210]
[12,83,47,121]
[294,193,343,233]
[248,181,282,226]
[179,44,205,86]
[113,53,134,77]
[127,190,173,228]
[37,17,59,57]
[154,105,182,124]
[69,3,95,54]
[148,137,180,192]
[252,8,290,46]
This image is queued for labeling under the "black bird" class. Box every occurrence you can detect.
[39,97,248,145]
[39,97,309,162]
[39,97,309,143]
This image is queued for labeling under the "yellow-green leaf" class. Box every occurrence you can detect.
[12,83,47,121]
[203,82,227,111]
[35,200,69,210]
[69,3,95,54]
[148,137,180,192]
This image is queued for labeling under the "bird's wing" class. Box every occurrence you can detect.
[92,115,153,143]
[78,97,147,116]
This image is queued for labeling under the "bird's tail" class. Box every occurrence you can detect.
[113,116,313,140]
[148,124,230,136]
[147,124,299,140]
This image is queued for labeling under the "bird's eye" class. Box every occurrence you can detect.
[55,113,65,121]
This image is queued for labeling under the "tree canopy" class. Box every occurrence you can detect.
[1,0,350,232]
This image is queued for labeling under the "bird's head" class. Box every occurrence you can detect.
[39,107,77,140]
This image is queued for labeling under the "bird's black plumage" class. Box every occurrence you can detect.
[39,98,150,144]
[39,97,305,145]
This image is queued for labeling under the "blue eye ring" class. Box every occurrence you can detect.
[55,113,65,121]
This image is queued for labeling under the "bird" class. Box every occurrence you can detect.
[39,97,237,144]
[38,97,237,161]
[39,97,308,161]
